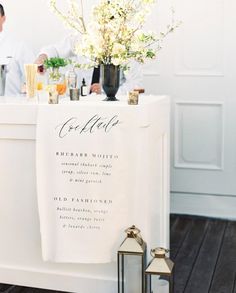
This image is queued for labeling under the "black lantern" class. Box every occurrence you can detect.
[117,225,147,293]
[145,248,174,293]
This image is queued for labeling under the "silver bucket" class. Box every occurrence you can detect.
[0,64,7,96]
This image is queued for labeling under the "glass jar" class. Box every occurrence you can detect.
[48,68,67,98]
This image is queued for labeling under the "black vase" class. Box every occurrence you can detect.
[101,64,120,101]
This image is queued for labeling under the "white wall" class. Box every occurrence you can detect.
[0,0,95,54]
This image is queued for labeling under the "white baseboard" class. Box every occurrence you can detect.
[171,192,236,220]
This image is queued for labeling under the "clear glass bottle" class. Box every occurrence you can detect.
[66,69,77,90]
[81,78,88,96]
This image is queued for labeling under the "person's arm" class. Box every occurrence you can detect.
[118,61,143,95]
[35,35,77,65]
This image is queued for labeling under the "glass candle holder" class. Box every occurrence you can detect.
[70,88,80,101]
[47,85,59,104]
[128,90,139,105]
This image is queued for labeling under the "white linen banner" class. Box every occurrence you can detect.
[36,102,151,263]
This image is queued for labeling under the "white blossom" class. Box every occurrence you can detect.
[49,0,180,66]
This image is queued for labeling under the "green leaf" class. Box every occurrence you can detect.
[44,57,69,69]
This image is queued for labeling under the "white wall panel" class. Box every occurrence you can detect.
[174,0,224,76]
[174,101,224,170]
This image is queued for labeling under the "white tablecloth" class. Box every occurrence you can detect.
[36,96,168,263]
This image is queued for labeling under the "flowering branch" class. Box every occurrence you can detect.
[49,0,180,66]
[49,0,86,34]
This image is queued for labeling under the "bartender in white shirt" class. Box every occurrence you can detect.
[0,4,35,96]
[35,35,143,95]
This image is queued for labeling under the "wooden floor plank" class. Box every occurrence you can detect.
[184,219,227,293]
[0,284,12,292]
[233,273,236,293]
[209,221,236,293]
[170,215,193,260]
[0,286,24,293]
[170,214,178,230]
[172,218,209,293]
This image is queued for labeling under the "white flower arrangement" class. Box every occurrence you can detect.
[50,0,180,67]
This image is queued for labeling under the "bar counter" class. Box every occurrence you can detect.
[0,95,170,293]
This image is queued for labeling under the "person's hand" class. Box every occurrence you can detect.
[34,54,48,74]
[90,83,101,94]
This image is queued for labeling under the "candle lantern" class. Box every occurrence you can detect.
[145,248,174,293]
[117,225,147,293]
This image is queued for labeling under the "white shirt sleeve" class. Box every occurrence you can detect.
[39,35,77,59]
[118,61,143,95]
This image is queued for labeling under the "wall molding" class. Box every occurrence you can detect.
[0,124,35,140]
[143,70,160,77]
[174,72,224,77]
[171,191,236,220]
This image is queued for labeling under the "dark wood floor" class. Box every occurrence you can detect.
[1,214,236,293]
[170,214,236,293]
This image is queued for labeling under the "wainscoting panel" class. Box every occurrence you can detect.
[174,0,224,76]
[174,101,224,170]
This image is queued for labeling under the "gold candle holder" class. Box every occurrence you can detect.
[128,90,139,105]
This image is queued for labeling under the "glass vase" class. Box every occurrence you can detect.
[48,68,66,98]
